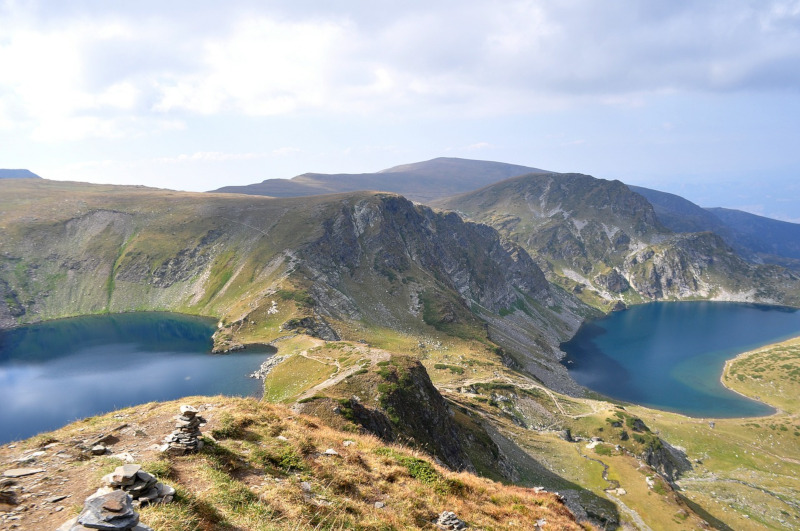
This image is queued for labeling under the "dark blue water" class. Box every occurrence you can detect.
[0,313,273,444]
[561,302,800,418]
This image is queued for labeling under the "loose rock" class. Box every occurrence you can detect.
[56,489,156,530]
[91,445,108,456]
[78,490,140,530]
[2,468,45,478]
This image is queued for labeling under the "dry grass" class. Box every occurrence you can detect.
[0,396,588,530]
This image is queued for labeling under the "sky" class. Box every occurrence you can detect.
[2,1,800,220]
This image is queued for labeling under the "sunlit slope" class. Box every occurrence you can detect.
[0,396,585,531]
[0,179,585,385]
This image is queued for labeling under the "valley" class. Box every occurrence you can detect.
[2,160,800,530]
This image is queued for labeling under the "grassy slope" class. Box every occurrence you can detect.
[5,179,800,528]
[0,180,322,332]
[0,397,585,531]
[622,338,800,530]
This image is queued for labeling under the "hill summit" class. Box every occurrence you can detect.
[211,157,546,202]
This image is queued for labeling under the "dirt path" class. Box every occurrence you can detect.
[606,492,653,531]
[292,347,391,405]
[458,375,602,419]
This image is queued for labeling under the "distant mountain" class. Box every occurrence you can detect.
[0,169,41,179]
[707,207,800,261]
[627,185,729,234]
[630,185,800,269]
[211,157,546,202]
[436,173,800,309]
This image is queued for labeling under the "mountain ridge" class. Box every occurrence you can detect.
[3,172,800,529]
[435,172,800,309]
[0,169,41,179]
[630,184,800,269]
[211,157,547,202]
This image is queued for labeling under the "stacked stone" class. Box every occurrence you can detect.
[56,490,153,531]
[436,511,468,530]
[101,464,175,507]
[161,405,204,456]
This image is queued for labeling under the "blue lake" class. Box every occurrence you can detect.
[0,313,273,444]
[560,302,800,418]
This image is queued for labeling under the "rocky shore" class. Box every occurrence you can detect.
[249,355,286,380]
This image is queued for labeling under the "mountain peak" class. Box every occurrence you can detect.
[211,157,548,202]
[0,169,42,179]
[377,157,545,176]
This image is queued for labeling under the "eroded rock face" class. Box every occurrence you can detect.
[594,269,630,294]
[301,196,552,318]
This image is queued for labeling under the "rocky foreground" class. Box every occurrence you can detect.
[0,397,584,530]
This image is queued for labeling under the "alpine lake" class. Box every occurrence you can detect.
[0,312,274,444]
[561,301,800,418]
[3,302,799,445]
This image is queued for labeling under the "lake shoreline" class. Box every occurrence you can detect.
[0,312,270,444]
[718,335,800,416]
[561,301,798,418]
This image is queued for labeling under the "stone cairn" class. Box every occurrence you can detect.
[160,405,204,455]
[436,511,468,530]
[57,490,153,531]
[101,464,175,507]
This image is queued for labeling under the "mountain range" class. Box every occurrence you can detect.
[2,158,800,529]
[214,157,800,309]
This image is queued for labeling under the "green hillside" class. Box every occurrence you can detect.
[3,177,800,530]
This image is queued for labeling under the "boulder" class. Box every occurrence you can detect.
[77,490,139,530]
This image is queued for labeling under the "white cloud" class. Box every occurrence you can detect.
[155,151,268,163]
[466,142,492,150]
[153,17,348,115]
[2,0,800,142]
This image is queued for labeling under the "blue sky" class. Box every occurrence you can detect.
[2,1,800,220]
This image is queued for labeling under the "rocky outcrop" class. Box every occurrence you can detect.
[642,440,693,484]
[594,269,629,294]
[299,357,500,474]
[301,195,552,317]
[376,359,475,471]
[282,316,340,341]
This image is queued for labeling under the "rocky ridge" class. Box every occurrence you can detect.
[434,172,800,309]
